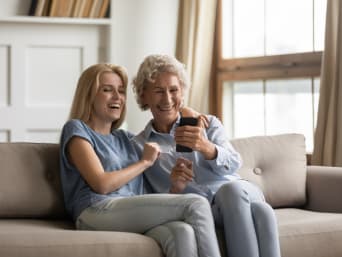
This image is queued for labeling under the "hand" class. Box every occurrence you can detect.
[197,114,209,128]
[175,125,217,160]
[141,142,160,167]
[170,158,194,193]
[180,107,209,128]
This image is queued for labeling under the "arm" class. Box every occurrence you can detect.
[306,165,342,213]
[67,136,160,195]
[175,115,242,175]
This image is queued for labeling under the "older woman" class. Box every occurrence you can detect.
[132,54,282,257]
[59,63,221,257]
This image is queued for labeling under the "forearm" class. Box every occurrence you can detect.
[204,116,242,174]
[97,160,151,194]
[199,141,217,160]
[205,144,242,175]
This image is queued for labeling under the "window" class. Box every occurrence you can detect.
[211,0,327,152]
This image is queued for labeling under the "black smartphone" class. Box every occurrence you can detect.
[176,117,198,152]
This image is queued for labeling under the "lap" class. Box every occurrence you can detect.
[76,193,208,233]
[215,179,265,202]
[211,179,266,226]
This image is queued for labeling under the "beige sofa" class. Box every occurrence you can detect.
[1,134,342,257]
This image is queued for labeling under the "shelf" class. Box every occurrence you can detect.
[0,16,111,26]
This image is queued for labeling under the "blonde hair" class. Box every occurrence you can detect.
[69,63,128,130]
[132,54,190,110]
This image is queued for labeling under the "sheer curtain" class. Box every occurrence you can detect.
[175,0,217,113]
[312,0,342,166]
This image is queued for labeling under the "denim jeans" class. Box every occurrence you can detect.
[212,179,281,257]
[76,193,221,257]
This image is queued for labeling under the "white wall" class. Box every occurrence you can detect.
[0,0,179,142]
[111,0,179,134]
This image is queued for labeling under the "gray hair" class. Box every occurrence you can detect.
[132,54,190,110]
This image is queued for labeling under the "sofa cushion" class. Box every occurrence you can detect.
[0,143,66,218]
[276,208,342,257]
[230,134,307,208]
[0,219,163,257]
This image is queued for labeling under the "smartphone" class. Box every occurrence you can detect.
[176,117,198,152]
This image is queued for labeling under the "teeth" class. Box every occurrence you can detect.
[159,105,172,111]
[109,104,120,109]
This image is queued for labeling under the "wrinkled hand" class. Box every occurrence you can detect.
[175,125,217,160]
[170,158,194,193]
[141,142,160,167]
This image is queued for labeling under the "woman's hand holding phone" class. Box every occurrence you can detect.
[170,157,194,193]
[175,117,217,159]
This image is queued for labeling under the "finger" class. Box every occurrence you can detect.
[175,139,196,150]
[179,166,194,178]
[176,125,200,134]
[176,157,193,167]
[171,173,190,183]
[177,173,193,182]
[176,157,191,165]
[177,159,193,170]
[173,169,194,181]
[198,115,209,128]
[175,128,202,141]
[151,142,161,151]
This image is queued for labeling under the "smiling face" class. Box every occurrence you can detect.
[142,72,184,133]
[89,72,126,133]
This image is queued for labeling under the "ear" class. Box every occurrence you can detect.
[141,91,149,108]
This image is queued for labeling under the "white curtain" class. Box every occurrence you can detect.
[312,0,342,166]
[176,0,217,114]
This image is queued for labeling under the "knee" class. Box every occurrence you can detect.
[184,193,212,214]
[165,221,195,236]
[251,202,278,228]
[216,181,247,205]
[251,202,275,219]
[186,193,210,207]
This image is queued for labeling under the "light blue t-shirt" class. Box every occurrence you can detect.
[133,114,242,203]
[60,119,143,221]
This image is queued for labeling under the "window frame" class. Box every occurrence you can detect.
[210,0,323,120]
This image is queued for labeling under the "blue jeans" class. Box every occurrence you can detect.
[76,193,221,257]
[212,179,281,257]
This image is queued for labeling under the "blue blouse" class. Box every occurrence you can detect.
[59,119,143,221]
[133,114,242,203]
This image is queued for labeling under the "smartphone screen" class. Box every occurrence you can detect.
[176,117,198,152]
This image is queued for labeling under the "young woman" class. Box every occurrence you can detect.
[59,63,221,257]
[132,54,282,257]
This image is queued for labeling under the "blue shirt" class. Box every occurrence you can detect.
[133,114,242,202]
[60,119,143,221]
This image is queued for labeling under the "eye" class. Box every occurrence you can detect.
[153,89,164,94]
[102,86,112,92]
[119,88,126,95]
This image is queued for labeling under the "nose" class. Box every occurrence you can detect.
[112,89,120,99]
[163,90,172,103]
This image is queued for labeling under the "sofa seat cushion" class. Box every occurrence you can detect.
[276,208,342,257]
[0,219,163,257]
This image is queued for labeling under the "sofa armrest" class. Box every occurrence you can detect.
[306,165,342,212]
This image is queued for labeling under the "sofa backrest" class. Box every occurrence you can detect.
[0,143,67,218]
[230,134,307,208]
[0,134,306,217]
